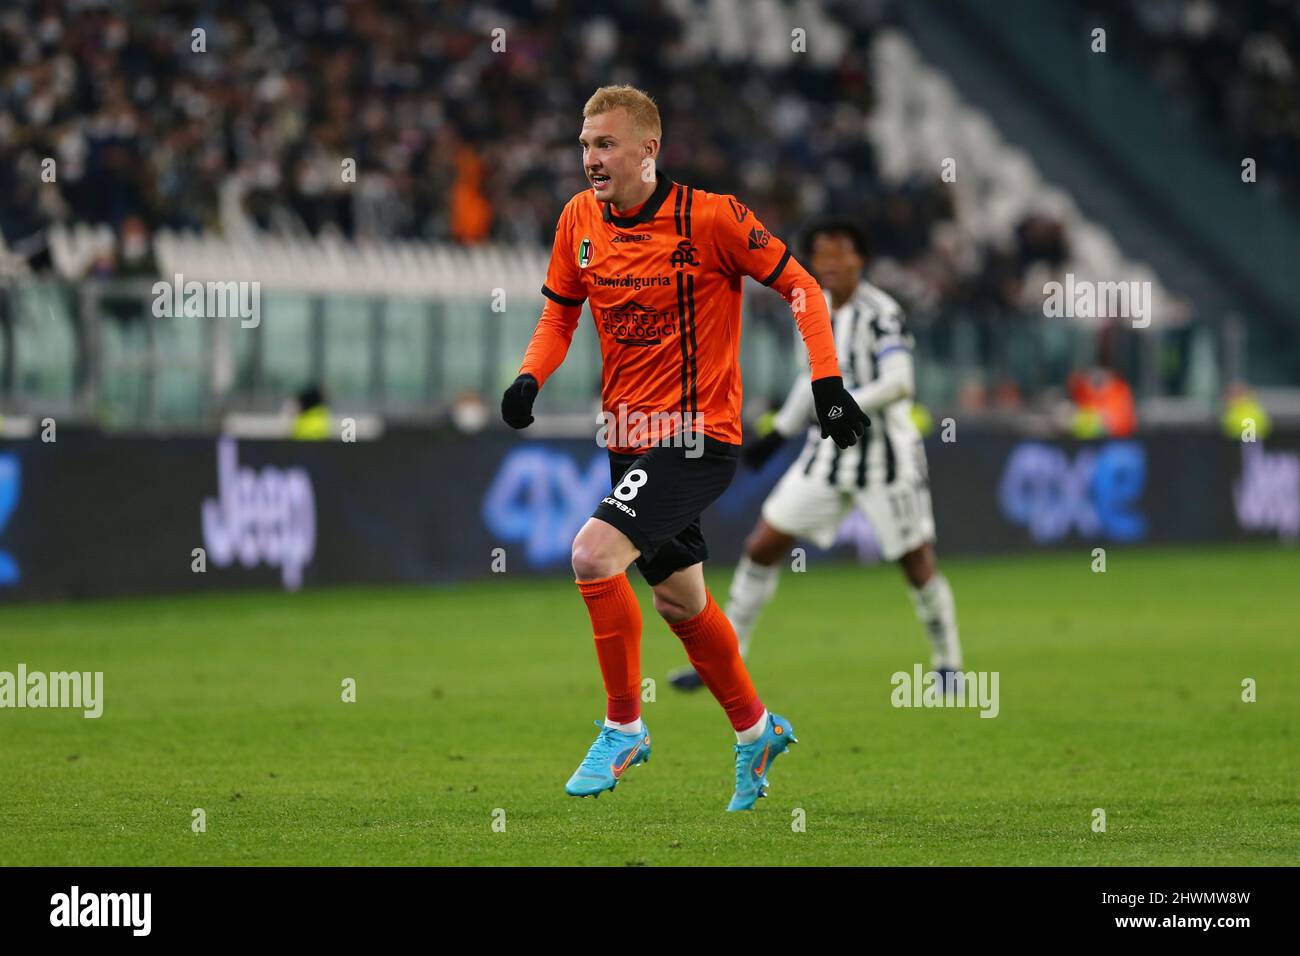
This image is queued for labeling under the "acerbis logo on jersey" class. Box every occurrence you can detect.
[747,227,770,250]
[611,234,651,242]
[601,496,637,518]
[602,300,677,346]
[578,237,592,268]
[601,466,646,518]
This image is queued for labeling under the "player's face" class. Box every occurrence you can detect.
[810,233,864,299]
[580,110,653,208]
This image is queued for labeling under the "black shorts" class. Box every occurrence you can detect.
[594,437,741,586]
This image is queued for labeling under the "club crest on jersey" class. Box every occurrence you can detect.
[578,237,593,269]
[669,240,699,269]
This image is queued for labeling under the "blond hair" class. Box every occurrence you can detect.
[583,85,662,142]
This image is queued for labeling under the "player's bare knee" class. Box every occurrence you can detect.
[653,590,700,624]
[746,522,790,566]
[570,547,600,581]
[571,519,634,580]
[651,591,683,622]
[571,535,617,581]
[900,545,936,588]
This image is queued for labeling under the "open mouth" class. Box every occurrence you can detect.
[590,173,611,190]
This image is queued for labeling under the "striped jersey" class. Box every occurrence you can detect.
[784,280,924,489]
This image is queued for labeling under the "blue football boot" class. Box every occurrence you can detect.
[727,712,797,811]
[564,720,652,798]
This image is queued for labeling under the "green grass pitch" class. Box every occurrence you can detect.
[0,545,1295,866]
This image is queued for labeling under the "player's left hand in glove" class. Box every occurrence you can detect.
[811,375,870,448]
[742,428,787,470]
[501,373,539,429]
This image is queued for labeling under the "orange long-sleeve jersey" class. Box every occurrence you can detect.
[519,171,841,454]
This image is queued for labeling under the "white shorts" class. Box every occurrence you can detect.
[761,466,936,561]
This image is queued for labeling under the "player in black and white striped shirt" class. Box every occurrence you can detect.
[670,220,963,690]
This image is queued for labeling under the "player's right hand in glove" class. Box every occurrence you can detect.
[810,375,870,448]
[742,428,786,470]
[500,373,539,429]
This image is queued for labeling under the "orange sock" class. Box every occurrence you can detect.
[670,591,765,731]
[576,573,642,724]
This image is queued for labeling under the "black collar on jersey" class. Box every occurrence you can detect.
[601,171,674,227]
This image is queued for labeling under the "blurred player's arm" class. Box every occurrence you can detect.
[850,306,916,412]
[712,197,867,449]
[850,348,914,411]
[503,205,586,429]
[771,370,814,437]
[741,367,812,469]
[763,342,913,437]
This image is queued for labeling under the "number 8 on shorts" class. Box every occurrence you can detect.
[613,468,648,501]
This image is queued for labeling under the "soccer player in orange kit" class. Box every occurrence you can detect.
[500,86,868,811]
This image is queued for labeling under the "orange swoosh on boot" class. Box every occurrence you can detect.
[611,743,641,777]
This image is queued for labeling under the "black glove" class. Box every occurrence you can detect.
[742,429,786,470]
[810,375,870,448]
[501,373,539,429]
